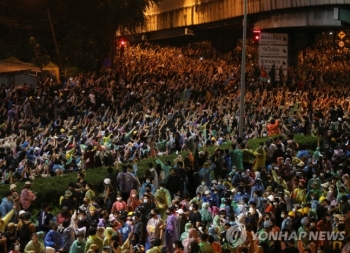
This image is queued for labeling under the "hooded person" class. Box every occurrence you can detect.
[253,142,266,171]
[250,179,265,200]
[165,207,179,253]
[208,227,219,242]
[196,180,209,196]
[233,185,249,203]
[313,147,322,162]
[212,215,224,233]
[154,183,172,221]
[127,189,141,212]
[37,231,45,245]
[180,223,193,241]
[182,228,199,253]
[307,172,322,192]
[103,227,114,247]
[199,203,213,226]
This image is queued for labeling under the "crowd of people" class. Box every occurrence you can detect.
[0,39,349,253]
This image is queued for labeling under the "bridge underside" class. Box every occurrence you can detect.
[127,6,347,42]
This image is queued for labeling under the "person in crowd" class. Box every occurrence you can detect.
[85,227,103,253]
[69,231,86,253]
[44,222,63,252]
[18,212,36,252]
[1,39,350,253]
[24,233,45,253]
[20,181,36,211]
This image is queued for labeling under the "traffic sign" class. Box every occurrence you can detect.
[339,41,345,48]
[338,31,346,39]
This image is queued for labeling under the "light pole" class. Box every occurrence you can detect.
[239,0,248,138]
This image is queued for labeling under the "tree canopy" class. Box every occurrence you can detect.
[0,0,159,70]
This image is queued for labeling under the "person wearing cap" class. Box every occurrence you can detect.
[102,178,115,212]
[4,222,17,252]
[20,181,36,211]
[61,190,74,211]
[10,184,20,214]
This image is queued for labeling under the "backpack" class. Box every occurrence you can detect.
[19,222,31,241]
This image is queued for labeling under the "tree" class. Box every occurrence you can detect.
[29,37,50,70]
[54,0,160,70]
[0,0,160,70]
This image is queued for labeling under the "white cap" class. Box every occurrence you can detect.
[267,195,275,202]
[19,210,26,216]
[104,178,111,185]
[211,180,217,184]
[176,209,184,215]
[204,190,210,195]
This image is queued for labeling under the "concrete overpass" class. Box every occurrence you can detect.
[124,0,350,41]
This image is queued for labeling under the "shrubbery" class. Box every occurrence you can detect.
[0,134,318,214]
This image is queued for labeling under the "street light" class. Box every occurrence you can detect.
[239,0,248,138]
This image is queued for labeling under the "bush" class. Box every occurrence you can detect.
[0,134,318,214]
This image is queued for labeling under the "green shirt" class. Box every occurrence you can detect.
[199,242,214,253]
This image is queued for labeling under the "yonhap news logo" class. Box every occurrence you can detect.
[225,225,345,246]
[226,224,248,246]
